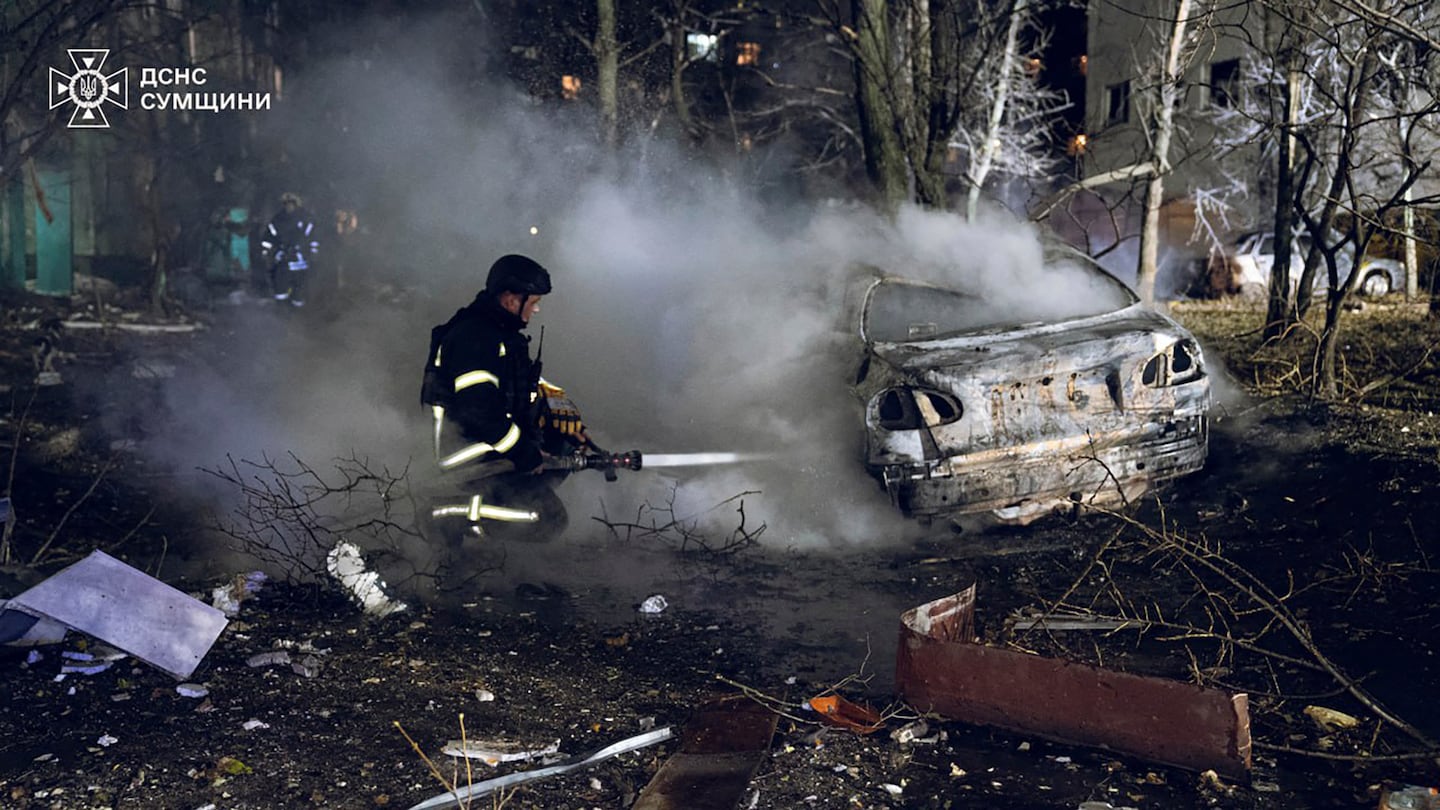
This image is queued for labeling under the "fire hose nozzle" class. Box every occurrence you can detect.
[544,450,643,478]
[601,450,643,472]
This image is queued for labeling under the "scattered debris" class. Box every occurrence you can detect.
[806,694,884,734]
[30,427,79,461]
[272,638,331,655]
[176,683,209,698]
[60,320,202,334]
[442,738,560,766]
[1303,705,1360,732]
[289,655,322,679]
[96,734,118,747]
[211,571,267,616]
[0,550,228,679]
[242,719,270,731]
[0,602,68,647]
[60,647,126,675]
[1379,785,1439,810]
[638,595,669,614]
[475,689,495,702]
[889,720,935,745]
[633,695,777,810]
[130,360,176,379]
[1007,607,1140,632]
[326,541,408,617]
[246,651,291,668]
[895,586,1252,779]
[406,727,673,810]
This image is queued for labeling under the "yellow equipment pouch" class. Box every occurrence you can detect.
[537,381,585,440]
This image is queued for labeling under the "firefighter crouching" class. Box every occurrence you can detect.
[420,254,592,548]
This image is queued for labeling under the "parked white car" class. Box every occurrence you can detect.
[1210,230,1402,299]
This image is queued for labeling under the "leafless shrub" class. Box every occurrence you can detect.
[202,452,438,590]
[592,483,765,555]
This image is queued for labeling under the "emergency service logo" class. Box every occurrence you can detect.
[49,49,128,128]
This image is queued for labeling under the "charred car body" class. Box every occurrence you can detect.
[851,247,1210,525]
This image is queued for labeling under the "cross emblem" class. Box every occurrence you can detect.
[49,49,128,128]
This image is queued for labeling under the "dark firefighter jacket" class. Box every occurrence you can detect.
[427,297,543,475]
[260,209,320,268]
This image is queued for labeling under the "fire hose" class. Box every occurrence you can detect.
[542,448,643,481]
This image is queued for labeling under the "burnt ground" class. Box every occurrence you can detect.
[1,289,1439,810]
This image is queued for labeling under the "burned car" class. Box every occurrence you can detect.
[851,248,1210,525]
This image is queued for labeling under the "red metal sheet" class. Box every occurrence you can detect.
[895,586,1251,779]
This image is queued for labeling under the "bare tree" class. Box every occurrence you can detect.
[567,0,667,149]
[820,0,1070,213]
[1032,0,1218,296]
[955,0,1070,220]
[1135,0,1198,304]
[1198,0,1440,394]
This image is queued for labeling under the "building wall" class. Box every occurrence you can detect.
[1081,0,1266,257]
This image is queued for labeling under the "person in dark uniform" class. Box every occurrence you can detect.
[259,192,320,306]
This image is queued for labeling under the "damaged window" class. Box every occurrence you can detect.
[862,253,1135,343]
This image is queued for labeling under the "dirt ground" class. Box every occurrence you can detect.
[1,288,1439,810]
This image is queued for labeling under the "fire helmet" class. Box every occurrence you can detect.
[280,192,303,207]
[484,254,552,296]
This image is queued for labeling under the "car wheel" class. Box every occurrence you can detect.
[1360,271,1391,298]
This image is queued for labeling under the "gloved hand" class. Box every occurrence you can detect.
[537,381,586,441]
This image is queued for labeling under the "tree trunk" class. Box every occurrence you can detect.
[1263,65,1302,339]
[1309,49,1378,397]
[966,0,1027,220]
[851,0,908,212]
[906,0,947,208]
[1135,0,1191,306]
[596,0,619,148]
[668,20,695,140]
[1402,176,1418,301]
[1315,287,1343,399]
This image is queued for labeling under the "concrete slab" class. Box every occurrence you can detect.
[7,550,228,679]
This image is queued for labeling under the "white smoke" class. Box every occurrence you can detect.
[135,7,1120,555]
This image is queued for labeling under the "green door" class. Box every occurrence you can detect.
[34,168,73,297]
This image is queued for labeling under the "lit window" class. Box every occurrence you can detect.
[1076,55,1087,77]
[686,33,718,62]
[561,75,581,100]
[1210,59,1240,108]
[1067,133,1088,156]
[736,42,761,66]
[1105,81,1130,125]
[1024,57,1042,78]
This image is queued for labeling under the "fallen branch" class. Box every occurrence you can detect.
[1087,506,1437,752]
